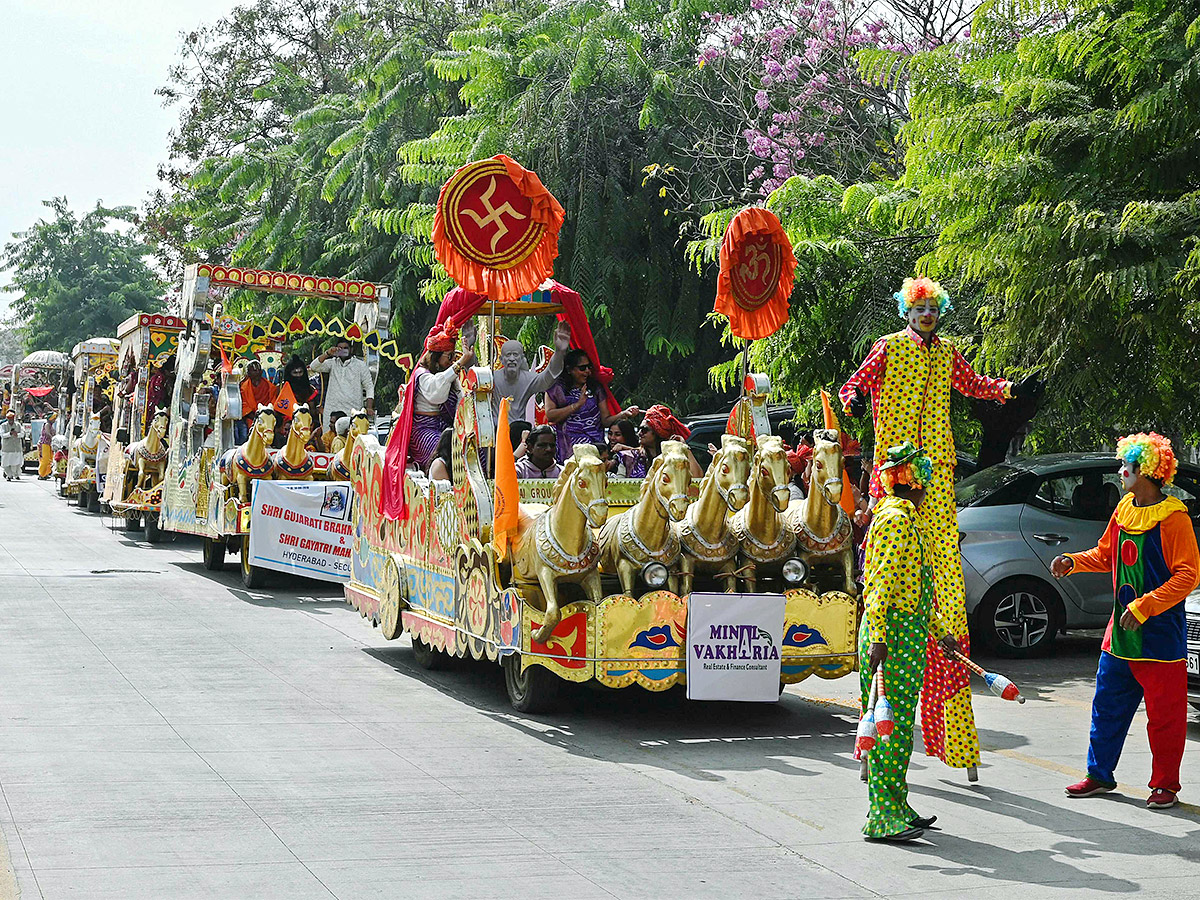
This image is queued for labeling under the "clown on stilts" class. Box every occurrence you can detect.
[841,277,1039,778]
[859,442,958,842]
[1052,433,1199,809]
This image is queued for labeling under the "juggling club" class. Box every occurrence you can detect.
[951,650,1025,703]
[872,668,894,740]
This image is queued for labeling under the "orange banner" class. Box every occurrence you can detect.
[492,397,520,557]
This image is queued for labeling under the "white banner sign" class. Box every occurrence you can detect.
[248,479,353,583]
[686,592,786,702]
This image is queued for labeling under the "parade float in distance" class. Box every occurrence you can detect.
[63,337,119,509]
[342,156,860,711]
[159,263,396,588]
[7,349,67,473]
[100,313,187,541]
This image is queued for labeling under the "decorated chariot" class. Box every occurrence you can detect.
[7,349,68,473]
[341,157,861,711]
[101,313,186,541]
[158,263,394,587]
[63,337,119,508]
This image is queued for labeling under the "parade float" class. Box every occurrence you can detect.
[7,349,67,473]
[101,313,186,541]
[341,157,860,711]
[63,337,119,508]
[159,263,394,588]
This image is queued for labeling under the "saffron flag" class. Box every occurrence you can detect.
[218,343,233,374]
[821,390,856,518]
[493,396,519,558]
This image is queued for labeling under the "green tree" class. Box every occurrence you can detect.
[2,199,165,353]
[888,0,1200,445]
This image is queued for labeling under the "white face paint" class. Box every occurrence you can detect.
[906,299,940,336]
[1119,461,1138,492]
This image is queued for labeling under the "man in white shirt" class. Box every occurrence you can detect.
[310,339,375,430]
[513,426,562,479]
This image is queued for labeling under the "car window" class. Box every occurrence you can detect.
[1165,469,1200,521]
[955,464,1035,508]
[1029,469,1121,521]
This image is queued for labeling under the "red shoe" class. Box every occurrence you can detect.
[1147,789,1178,809]
[1065,777,1115,798]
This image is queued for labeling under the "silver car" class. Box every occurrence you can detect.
[956,453,1200,657]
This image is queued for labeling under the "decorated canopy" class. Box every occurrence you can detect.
[432,156,565,302]
[20,350,67,368]
[714,207,798,340]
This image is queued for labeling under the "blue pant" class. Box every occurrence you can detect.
[1087,651,1186,792]
[234,420,249,444]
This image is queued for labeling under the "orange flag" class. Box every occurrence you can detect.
[493,397,520,558]
[821,389,856,518]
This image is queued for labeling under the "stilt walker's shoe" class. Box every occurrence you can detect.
[909,815,938,829]
[1065,777,1116,798]
[1147,789,1178,809]
[866,827,924,843]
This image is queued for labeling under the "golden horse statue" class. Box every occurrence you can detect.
[506,445,610,642]
[219,406,277,503]
[273,405,316,480]
[598,440,693,594]
[127,408,170,491]
[329,409,370,480]
[786,429,857,596]
[675,434,751,594]
[730,434,795,591]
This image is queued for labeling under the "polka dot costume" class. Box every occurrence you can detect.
[859,497,945,837]
[841,328,1009,770]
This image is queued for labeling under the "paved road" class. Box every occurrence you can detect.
[1,477,1199,899]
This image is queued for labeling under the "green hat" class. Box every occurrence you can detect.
[879,441,923,471]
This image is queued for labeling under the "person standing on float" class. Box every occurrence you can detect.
[841,277,1039,777]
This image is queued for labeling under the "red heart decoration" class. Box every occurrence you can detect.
[287,315,305,333]
[345,323,363,340]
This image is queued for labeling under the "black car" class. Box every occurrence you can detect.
[684,405,802,469]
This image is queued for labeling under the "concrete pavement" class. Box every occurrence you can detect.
[1,475,1199,899]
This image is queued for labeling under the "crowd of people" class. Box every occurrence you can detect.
[232,337,375,452]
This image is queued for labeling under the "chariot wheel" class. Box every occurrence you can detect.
[74,490,87,508]
[379,557,404,640]
[240,539,268,589]
[410,636,448,670]
[502,653,562,713]
[202,537,226,571]
[123,515,141,532]
[143,512,162,543]
[86,487,101,512]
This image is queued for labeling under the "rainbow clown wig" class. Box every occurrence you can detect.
[1115,432,1177,486]
[895,276,953,318]
[879,442,935,495]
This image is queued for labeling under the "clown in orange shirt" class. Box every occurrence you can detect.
[1051,433,1199,810]
[841,277,1039,777]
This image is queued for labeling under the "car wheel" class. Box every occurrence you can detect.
[975,577,1059,658]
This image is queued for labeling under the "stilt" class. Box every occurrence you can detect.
[967,765,979,783]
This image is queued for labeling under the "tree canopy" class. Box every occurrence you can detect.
[2,198,165,354]
[7,0,1197,453]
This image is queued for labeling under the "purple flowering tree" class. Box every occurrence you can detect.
[685,0,976,197]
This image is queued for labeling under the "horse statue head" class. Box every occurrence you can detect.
[640,440,693,522]
[289,404,314,445]
[251,405,278,444]
[346,408,371,439]
[148,408,170,439]
[809,428,844,508]
[753,434,791,513]
[552,444,609,529]
[709,433,752,512]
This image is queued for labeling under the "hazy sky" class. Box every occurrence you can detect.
[0,0,240,306]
